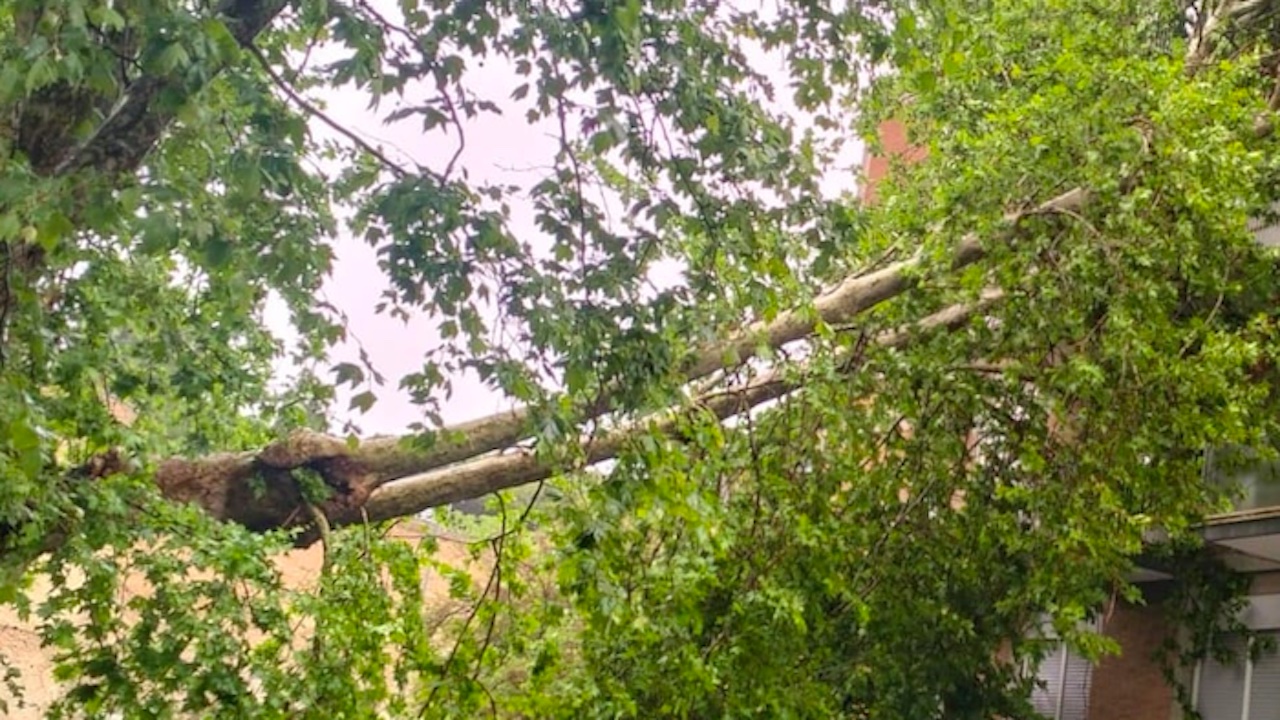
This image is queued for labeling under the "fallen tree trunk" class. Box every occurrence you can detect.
[90,186,1085,546]
[149,290,1002,542]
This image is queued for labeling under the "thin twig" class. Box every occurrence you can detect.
[419,495,506,717]
[248,45,424,182]
[469,493,506,714]
[303,501,332,662]
[439,86,467,181]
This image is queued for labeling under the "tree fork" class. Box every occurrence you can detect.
[0,0,292,355]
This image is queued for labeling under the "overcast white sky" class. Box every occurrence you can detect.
[265,2,867,436]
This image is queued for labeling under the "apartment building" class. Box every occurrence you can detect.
[861,120,1280,720]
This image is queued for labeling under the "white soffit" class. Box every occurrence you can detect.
[1212,535,1280,571]
[1248,202,1280,246]
[1253,222,1280,247]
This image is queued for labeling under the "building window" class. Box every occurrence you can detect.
[1029,640,1093,720]
[1194,631,1280,720]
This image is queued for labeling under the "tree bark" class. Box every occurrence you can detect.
[43,0,290,179]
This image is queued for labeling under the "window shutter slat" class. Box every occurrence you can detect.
[1060,649,1093,720]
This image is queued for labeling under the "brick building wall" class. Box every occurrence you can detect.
[1090,598,1177,720]
[859,119,927,204]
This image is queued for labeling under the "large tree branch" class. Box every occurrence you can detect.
[361,292,1002,527]
[49,0,290,178]
[146,291,1001,542]
[394,188,1088,475]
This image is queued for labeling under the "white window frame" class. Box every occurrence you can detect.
[1191,595,1280,720]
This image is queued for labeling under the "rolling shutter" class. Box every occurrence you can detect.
[1028,641,1092,720]
[1030,644,1065,718]
[1249,632,1280,720]
[1060,649,1093,720]
[1198,636,1248,720]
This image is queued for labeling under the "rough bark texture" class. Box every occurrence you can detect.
[44,0,290,178]
[154,432,461,534]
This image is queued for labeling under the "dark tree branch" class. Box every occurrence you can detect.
[46,0,290,178]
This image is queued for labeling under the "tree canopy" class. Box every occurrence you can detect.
[2,0,1280,716]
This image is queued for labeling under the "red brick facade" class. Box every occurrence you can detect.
[1090,599,1177,720]
[859,119,927,204]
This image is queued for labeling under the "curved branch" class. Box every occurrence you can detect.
[250,47,405,178]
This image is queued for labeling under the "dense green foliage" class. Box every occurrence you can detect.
[2,0,1280,716]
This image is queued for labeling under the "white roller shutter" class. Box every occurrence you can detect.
[1197,636,1248,720]
[1028,641,1092,720]
[1030,644,1065,718]
[1249,632,1280,720]
[1060,648,1093,720]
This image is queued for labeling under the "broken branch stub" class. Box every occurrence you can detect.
[152,430,462,532]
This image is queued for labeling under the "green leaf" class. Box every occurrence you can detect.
[157,42,191,74]
[24,56,56,92]
[350,390,378,413]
